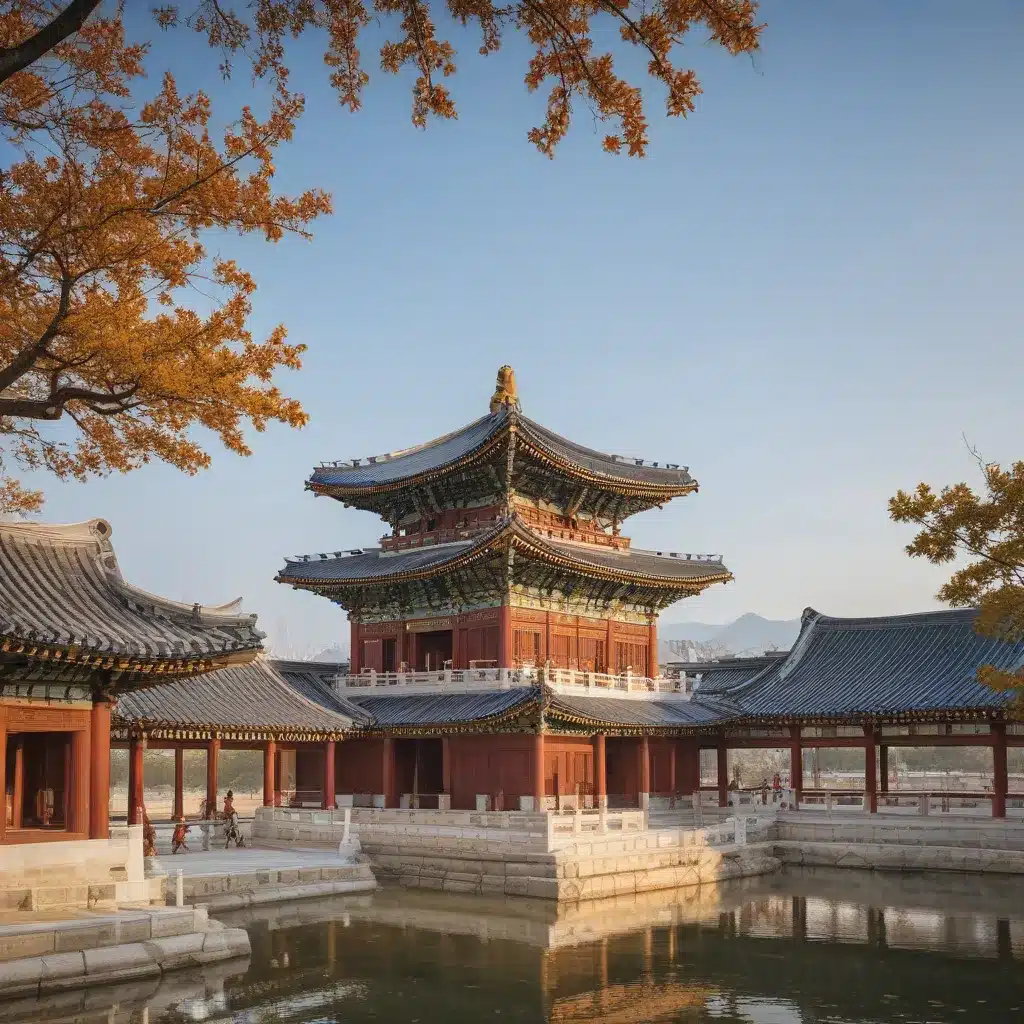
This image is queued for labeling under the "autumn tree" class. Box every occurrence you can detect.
[0,1,762,513]
[889,456,1024,709]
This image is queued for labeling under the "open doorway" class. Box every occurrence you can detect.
[417,630,453,671]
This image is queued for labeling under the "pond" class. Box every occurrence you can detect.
[6,868,1024,1024]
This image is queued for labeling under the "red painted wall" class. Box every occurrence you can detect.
[337,738,385,795]
[544,737,594,798]
[605,737,640,804]
[448,735,534,810]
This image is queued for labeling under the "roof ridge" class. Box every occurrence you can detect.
[811,607,978,629]
[252,656,357,725]
[0,517,112,545]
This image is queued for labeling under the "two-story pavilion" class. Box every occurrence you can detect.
[1,517,264,844]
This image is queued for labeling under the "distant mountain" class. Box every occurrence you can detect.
[659,614,801,660]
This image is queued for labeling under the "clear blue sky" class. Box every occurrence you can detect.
[23,1,1024,656]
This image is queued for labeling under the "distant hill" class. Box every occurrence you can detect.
[659,613,800,660]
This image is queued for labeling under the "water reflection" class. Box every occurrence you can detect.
[13,868,1024,1024]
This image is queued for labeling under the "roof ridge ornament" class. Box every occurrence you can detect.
[489,365,521,415]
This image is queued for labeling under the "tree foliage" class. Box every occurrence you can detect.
[889,456,1024,709]
[0,1,761,513]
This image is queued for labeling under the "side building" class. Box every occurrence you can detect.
[1,518,264,844]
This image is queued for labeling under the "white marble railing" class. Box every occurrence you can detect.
[333,665,691,700]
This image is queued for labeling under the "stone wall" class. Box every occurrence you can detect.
[0,826,160,911]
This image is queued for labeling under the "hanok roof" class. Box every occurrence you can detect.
[716,608,1023,721]
[0,518,264,684]
[278,516,730,593]
[546,693,732,731]
[307,394,697,523]
[114,656,365,739]
[686,653,789,695]
[344,687,538,730]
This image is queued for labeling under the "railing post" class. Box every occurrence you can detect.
[175,869,184,907]
[573,808,582,834]
[342,807,352,846]
[546,812,556,850]
[369,669,377,688]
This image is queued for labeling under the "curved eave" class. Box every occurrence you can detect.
[0,636,259,686]
[308,415,697,504]
[111,719,352,742]
[278,518,732,592]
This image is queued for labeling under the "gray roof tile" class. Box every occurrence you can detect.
[0,519,264,665]
[345,687,536,727]
[724,608,1023,719]
[547,693,729,727]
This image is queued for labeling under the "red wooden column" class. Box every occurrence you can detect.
[789,724,803,808]
[12,737,24,828]
[669,742,677,801]
[206,737,220,815]
[323,740,336,809]
[498,604,513,668]
[717,738,729,808]
[606,619,616,673]
[639,735,651,809]
[173,747,184,820]
[993,722,1008,819]
[442,737,452,796]
[89,696,112,839]
[264,739,277,806]
[349,619,361,674]
[0,714,6,843]
[593,734,607,809]
[128,734,144,825]
[534,732,546,810]
[864,725,878,814]
[646,621,658,679]
[879,745,889,795]
[381,738,394,808]
[71,729,90,835]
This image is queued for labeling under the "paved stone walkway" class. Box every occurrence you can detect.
[156,847,356,877]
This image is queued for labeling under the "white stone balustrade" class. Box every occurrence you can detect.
[333,665,691,700]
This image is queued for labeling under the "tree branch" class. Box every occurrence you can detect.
[0,0,104,86]
[0,382,141,421]
[0,271,74,392]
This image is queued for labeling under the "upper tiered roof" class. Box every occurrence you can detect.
[0,518,264,686]
[307,368,697,523]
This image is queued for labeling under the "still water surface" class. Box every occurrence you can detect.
[11,868,1024,1024]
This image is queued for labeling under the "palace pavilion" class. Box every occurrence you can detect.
[3,367,1023,844]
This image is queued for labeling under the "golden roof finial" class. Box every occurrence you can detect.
[489,365,520,415]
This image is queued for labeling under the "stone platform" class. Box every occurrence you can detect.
[0,906,249,999]
[152,848,377,910]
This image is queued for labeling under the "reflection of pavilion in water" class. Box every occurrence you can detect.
[212,876,1024,1024]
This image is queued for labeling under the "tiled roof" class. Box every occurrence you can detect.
[310,411,505,488]
[345,687,537,727]
[271,659,372,724]
[0,518,264,671]
[724,608,1023,719]
[114,656,358,736]
[518,416,693,487]
[307,407,693,495]
[278,540,477,584]
[547,693,731,728]
[690,654,789,695]
[279,517,730,587]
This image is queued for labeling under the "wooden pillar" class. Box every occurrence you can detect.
[593,734,607,808]
[669,742,677,799]
[534,732,546,810]
[396,624,405,672]
[442,737,452,794]
[349,619,360,674]
[0,714,6,843]
[717,738,729,808]
[381,738,394,808]
[790,724,803,807]
[864,725,877,814]
[206,737,220,814]
[992,722,1008,819]
[128,734,144,825]
[606,618,615,673]
[71,729,90,834]
[498,603,513,668]
[89,696,112,839]
[639,735,650,809]
[647,620,658,679]
[263,739,277,806]
[323,740,336,809]
[12,736,24,828]
[879,745,889,794]
[544,611,552,667]
[173,747,184,820]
